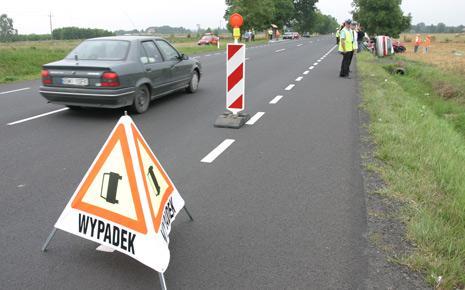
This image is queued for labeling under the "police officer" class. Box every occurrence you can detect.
[339,19,354,78]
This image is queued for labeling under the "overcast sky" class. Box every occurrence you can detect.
[2,0,464,34]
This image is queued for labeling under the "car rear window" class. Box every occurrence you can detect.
[66,40,130,61]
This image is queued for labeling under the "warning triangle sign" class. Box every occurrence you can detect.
[71,124,147,234]
[54,116,186,273]
[132,125,174,234]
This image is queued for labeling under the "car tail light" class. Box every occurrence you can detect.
[101,72,120,87]
[41,69,52,85]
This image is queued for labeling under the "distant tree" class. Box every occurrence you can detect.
[352,0,411,37]
[225,0,275,31]
[206,27,212,33]
[312,12,339,34]
[272,0,295,28]
[293,0,319,33]
[436,22,446,33]
[0,14,18,42]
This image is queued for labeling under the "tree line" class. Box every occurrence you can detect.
[410,23,465,34]
[52,27,114,40]
[224,0,338,34]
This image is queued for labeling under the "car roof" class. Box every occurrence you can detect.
[86,35,165,42]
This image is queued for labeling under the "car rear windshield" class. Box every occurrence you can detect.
[66,40,130,61]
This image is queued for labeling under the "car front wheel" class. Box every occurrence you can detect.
[186,71,199,93]
[131,85,150,114]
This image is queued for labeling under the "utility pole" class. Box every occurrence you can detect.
[49,12,53,40]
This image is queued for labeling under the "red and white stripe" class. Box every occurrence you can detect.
[226,43,245,114]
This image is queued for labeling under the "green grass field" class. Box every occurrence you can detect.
[358,52,465,289]
[0,36,268,84]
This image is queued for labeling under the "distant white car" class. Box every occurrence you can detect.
[283,32,301,40]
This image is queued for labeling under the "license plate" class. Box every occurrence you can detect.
[62,77,89,86]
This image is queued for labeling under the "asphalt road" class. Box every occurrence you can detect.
[0,36,368,289]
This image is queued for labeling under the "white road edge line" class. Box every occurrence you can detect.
[285,84,295,91]
[303,71,309,75]
[7,107,69,126]
[269,95,284,104]
[309,66,315,70]
[295,76,303,82]
[297,44,303,47]
[201,139,235,163]
[0,87,30,95]
[313,62,318,66]
[275,48,286,53]
[246,112,265,125]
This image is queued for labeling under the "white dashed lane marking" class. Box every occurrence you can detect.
[269,95,283,104]
[7,108,69,126]
[285,84,295,91]
[201,139,235,163]
[0,87,30,95]
[246,112,265,125]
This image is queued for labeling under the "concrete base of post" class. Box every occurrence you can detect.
[214,111,250,129]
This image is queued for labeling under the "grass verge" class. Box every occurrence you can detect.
[357,52,465,289]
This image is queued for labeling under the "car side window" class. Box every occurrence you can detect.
[141,41,163,64]
[155,40,180,61]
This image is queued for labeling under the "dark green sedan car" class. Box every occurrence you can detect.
[40,36,201,114]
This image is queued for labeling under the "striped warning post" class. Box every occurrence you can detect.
[226,43,245,114]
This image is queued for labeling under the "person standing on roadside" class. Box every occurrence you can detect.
[347,21,358,74]
[357,25,365,52]
[339,20,354,78]
[336,24,344,45]
[414,34,422,53]
[424,35,431,53]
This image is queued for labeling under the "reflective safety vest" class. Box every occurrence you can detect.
[338,28,353,52]
[425,36,431,47]
[336,29,340,38]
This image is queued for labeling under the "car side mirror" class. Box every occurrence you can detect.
[179,53,189,61]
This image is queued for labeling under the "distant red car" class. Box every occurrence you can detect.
[198,35,219,45]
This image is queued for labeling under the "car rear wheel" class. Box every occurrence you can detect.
[186,71,199,93]
[131,85,150,114]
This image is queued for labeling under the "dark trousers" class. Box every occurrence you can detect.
[348,50,354,68]
[340,51,353,77]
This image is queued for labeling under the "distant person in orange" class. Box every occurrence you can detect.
[414,34,422,53]
[424,35,431,53]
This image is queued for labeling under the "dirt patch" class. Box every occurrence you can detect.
[432,81,462,100]
[358,107,431,289]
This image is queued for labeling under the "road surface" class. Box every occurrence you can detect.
[0,36,368,289]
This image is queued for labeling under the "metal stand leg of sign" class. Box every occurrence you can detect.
[158,272,167,290]
[183,206,194,221]
[41,227,58,252]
